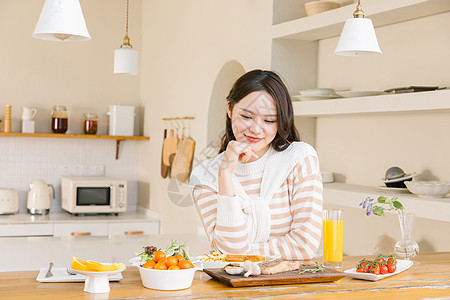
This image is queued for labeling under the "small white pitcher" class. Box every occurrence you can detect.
[22,107,37,121]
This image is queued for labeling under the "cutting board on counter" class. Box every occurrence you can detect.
[171,136,195,183]
[203,267,345,288]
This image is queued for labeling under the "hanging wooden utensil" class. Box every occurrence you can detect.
[162,129,178,166]
[171,136,196,183]
[161,129,169,178]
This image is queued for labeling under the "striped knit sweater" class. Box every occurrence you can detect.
[190,142,323,260]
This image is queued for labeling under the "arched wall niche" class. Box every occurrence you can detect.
[206,61,245,156]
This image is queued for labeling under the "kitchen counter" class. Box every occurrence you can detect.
[0,233,210,271]
[0,211,161,224]
[0,252,449,299]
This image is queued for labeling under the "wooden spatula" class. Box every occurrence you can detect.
[161,129,169,178]
[162,129,179,166]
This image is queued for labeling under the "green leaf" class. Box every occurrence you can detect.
[377,196,387,203]
[393,201,404,210]
[373,206,384,216]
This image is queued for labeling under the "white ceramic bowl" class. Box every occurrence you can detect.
[138,266,196,290]
[405,181,450,198]
[305,1,340,16]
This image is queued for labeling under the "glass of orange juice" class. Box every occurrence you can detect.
[323,209,343,268]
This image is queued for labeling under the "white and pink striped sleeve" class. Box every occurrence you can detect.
[253,155,323,260]
[192,184,251,254]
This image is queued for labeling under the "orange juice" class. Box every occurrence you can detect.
[323,219,343,265]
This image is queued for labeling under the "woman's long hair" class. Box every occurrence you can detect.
[219,70,300,153]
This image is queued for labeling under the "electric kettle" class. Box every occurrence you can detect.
[27,180,55,215]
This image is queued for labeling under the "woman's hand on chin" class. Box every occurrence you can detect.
[220,141,259,173]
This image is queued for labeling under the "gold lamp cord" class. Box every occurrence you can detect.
[121,0,132,47]
[353,0,365,18]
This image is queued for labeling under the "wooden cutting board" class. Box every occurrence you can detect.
[162,129,178,166]
[171,136,195,183]
[203,267,345,288]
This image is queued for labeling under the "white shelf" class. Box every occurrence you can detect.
[292,89,450,116]
[272,0,450,41]
[323,182,450,222]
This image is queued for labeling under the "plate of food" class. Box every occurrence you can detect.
[193,253,279,270]
[344,256,413,281]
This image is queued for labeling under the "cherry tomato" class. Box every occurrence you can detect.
[142,260,155,269]
[387,257,397,265]
[379,264,388,275]
[166,256,178,267]
[152,251,166,263]
[178,259,194,269]
[366,264,380,275]
[154,262,168,270]
[374,256,385,264]
[357,267,365,273]
[174,254,184,261]
[387,263,397,273]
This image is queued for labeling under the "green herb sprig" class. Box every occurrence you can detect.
[299,262,325,274]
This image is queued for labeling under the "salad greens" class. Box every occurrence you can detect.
[137,240,191,262]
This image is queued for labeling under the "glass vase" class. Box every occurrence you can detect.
[394,210,419,263]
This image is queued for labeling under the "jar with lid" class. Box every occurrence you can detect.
[51,105,68,133]
[83,113,98,134]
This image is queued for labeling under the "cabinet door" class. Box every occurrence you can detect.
[108,222,159,236]
[0,224,53,237]
[53,223,108,237]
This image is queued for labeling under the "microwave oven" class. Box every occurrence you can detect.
[61,177,127,215]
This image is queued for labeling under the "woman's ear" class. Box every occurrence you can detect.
[227,101,232,119]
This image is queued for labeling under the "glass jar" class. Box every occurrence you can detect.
[51,105,68,133]
[83,113,98,134]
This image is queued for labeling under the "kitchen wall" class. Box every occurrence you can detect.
[137,0,273,235]
[0,0,143,212]
[316,12,450,254]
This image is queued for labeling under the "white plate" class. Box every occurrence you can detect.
[377,186,411,193]
[36,267,123,282]
[192,255,280,270]
[344,259,413,281]
[336,91,385,98]
[298,88,336,96]
[292,95,340,101]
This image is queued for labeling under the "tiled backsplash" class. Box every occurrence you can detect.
[0,137,138,214]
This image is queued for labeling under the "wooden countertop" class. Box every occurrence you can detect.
[1,252,449,299]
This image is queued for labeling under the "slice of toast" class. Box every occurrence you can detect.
[225,254,265,262]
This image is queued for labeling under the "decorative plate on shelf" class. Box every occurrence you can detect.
[336,91,386,98]
[292,95,340,101]
[377,186,411,193]
[344,259,413,281]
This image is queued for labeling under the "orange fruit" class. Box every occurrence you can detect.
[142,260,156,269]
[178,259,194,269]
[85,260,119,272]
[154,262,168,270]
[174,254,184,261]
[71,257,89,271]
[166,256,178,267]
[157,258,167,265]
[153,251,166,263]
[168,265,180,270]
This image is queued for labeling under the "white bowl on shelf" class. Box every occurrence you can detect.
[404,181,450,198]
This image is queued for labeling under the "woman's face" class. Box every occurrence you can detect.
[227,91,278,160]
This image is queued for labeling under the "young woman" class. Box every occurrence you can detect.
[190,70,323,260]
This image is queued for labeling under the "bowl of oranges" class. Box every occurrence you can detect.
[138,245,197,290]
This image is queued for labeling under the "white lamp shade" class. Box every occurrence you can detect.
[33,0,91,41]
[114,47,139,75]
[335,18,381,56]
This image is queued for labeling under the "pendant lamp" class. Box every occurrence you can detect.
[33,0,91,42]
[114,0,138,75]
[335,0,381,56]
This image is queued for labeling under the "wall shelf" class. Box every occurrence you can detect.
[0,133,150,159]
[323,182,450,222]
[293,89,450,117]
[272,0,450,41]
